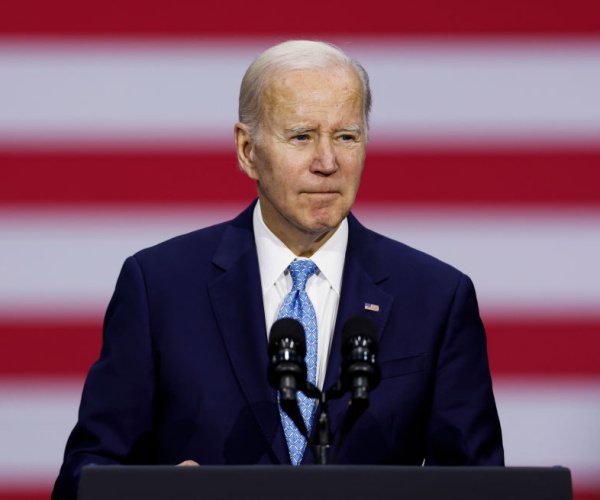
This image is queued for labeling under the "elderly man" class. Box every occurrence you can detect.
[52,40,503,499]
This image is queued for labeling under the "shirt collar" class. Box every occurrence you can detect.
[253,200,348,295]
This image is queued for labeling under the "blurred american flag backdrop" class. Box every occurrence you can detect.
[1,1,599,499]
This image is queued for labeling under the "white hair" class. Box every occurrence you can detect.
[238,40,372,141]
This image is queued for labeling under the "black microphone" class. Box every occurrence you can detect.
[267,318,310,438]
[268,318,307,400]
[341,316,380,404]
[331,316,381,463]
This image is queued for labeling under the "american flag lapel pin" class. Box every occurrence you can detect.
[364,303,380,312]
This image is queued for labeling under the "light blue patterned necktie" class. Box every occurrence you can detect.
[277,259,319,465]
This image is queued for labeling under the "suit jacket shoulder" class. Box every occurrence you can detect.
[345,212,467,303]
[132,202,256,276]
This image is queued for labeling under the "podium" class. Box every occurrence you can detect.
[78,465,573,500]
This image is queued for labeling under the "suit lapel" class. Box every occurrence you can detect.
[208,204,289,464]
[321,214,394,439]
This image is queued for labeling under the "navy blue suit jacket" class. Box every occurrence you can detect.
[53,202,503,499]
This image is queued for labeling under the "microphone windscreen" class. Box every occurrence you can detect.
[341,316,378,344]
[268,318,306,354]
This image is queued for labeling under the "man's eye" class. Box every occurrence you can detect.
[340,134,356,141]
[294,134,309,141]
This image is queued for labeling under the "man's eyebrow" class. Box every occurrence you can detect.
[339,125,362,134]
[285,125,363,134]
[285,126,314,134]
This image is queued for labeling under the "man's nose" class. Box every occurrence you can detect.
[311,139,337,174]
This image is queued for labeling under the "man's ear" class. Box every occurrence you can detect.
[234,122,259,181]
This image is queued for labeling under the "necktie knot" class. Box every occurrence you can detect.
[288,259,317,292]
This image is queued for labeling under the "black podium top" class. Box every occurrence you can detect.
[78,465,573,500]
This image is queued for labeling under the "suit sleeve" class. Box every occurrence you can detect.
[52,256,156,500]
[425,273,504,465]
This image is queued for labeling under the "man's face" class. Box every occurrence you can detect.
[237,66,367,251]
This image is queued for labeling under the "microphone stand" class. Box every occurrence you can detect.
[314,392,331,465]
[301,380,366,465]
[301,382,331,464]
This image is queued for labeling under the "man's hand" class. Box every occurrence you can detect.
[177,460,199,466]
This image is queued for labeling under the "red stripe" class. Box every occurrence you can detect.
[0,490,50,500]
[2,150,600,207]
[487,319,600,377]
[1,318,598,378]
[575,493,600,500]
[1,0,599,36]
[0,321,102,378]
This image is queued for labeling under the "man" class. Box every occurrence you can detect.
[52,40,503,499]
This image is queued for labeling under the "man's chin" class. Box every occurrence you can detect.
[301,216,344,238]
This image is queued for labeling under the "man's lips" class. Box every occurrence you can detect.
[302,191,340,195]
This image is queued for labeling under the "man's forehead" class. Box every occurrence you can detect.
[263,66,361,102]
[262,72,362,122]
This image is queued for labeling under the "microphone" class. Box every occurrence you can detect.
[268,318,307,400]
[331,316,381,463]
[267,318,310,438]
[341,316,381,404]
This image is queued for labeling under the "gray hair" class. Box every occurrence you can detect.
[238,40,372,141]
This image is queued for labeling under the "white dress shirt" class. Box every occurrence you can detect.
[253,201,348,390]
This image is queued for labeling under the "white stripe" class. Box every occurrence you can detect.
[0,379,83,487]
[1,38,599,149]
[495,378,600,489]
[0,379,598,489]
[1,207,598,318]
[0,206,244,319]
